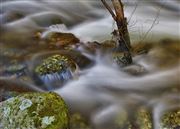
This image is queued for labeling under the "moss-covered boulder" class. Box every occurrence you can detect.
[0,92,69,129]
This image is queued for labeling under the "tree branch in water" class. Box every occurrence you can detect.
[101,0,132,66]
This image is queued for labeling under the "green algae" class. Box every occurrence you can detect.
[0,92,69,129]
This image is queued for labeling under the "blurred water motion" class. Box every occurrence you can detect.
[0,0,180,129]
[1,0,179,42]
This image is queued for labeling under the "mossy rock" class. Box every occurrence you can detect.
[0,92,69,129]
[28,50,94,90]
[161,109,180,129]
[35,54,76,76]
[34,54,77,90]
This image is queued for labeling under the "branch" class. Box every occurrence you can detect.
[101,0,132,66]
[111,0,124,22]
[101,0,116,21]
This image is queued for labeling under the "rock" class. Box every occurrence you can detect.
[122,64,147,76]
[112,52,132,67]
[0,63,27,78]
[35,54,76,76]
[0,78,41,102]
[161,109,180,129]
[28,50,93,90]
[34,54,77,90]
[0,92,69,129]
[46,32,80,48]
[83,40,116,54]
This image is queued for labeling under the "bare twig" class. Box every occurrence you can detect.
[139,8,160,43]
[101,0,132,66]
[127,3,138,24]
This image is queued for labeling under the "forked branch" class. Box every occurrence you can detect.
[101,0,132,66]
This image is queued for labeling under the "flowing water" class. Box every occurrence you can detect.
[0,0,180,129]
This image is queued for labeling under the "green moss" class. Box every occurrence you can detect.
[161,109,180,129]
[0,92,69,129]
[35,54,76,75]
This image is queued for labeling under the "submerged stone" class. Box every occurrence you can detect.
[0,92,69,129]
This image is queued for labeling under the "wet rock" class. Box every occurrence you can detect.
[46,32,80,48]
[161,109,180,129]
[35,54,76,76]
[83,40,116,54]
[0,78,42,102]
[34,54,76,90]
[0,92,69,129]
[28,50,93,90]
[112,52,132,67]
[0,63,27,78]
[0,78,40,93]
[122,64,147,76]
[101,40,116,50]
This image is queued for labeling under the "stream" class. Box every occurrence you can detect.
[0,0,180,129]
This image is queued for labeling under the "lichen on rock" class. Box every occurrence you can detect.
[0,92,69,129]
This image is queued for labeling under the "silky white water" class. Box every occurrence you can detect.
[0,0,180,128]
